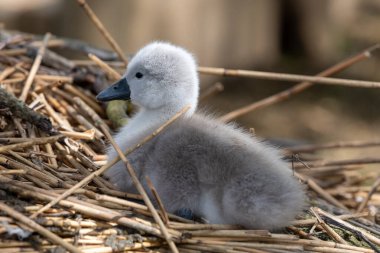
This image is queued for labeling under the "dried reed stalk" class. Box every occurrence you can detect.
[145,176,170,225]
[287,139,380,153]
[76,0,128,65]
[88,53,121,80]
[199,66,380,88]
[1,26,380,253]
[316,208,380,248]
[19,33,51,102]
[296,173,348,210]
[60,129,96,140]
[199,82,224,101]
[0,88,52,132]
[31,106,189,220]
[0,202,81,253]
[220,45,376,121]
[356,175,380,213]
[0,65,17,82]
[0,176,173,238]
[0,135,63,153]
[96,103,182,253]
[310,207,348,244]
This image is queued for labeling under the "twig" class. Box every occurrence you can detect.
[72,96,109,131]
[34,80,62,93]
[356,175,380,213]
[73,59,124,68]
[0,177,176,239]
[76,0,128,65]
[3,152,67,188]
[45,92,67,115]
[316,208,380,250]
[33,106,189,253]
[0,87,52,132]
[30,106,189,222]
[0,169,26,175]
[146,176,170,225]
[199,82,224,101]
[99,115,180,253]
[0,135,63,153]
[292,212,369,226]
[287,139,380,153]
[296,164,360,175]
[63,101,104,139]
[349,219,380,238]
[0,65,17,82]
[35,74,73,83]
[38,93,70,131]
[53,142,107,190]
[219,45,376,121]
[0,131,18,138]
[31,37,118,60]
[87,53,130,128]
[199,66,380,88]
[79,242,161,253]
[27,47,75,71]
[184,239,304,252]
[185,230,271,238]
[310,207,348,244]
[88,53,121,80]
[43,139,58,168]
[0,201,82,253]
[63,83,104,116]
[19,33,51,102]
[168,222,239,230]
[296,173,347,210]
[13,118,27,138]
[60,129,96,140]
[0,48,27,56]
[293,157,380,169]
[286,226,320,240]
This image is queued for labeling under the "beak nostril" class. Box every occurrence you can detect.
[98,78,130,101]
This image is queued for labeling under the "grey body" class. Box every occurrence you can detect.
[99,42,305,230]
[106,114,305,229]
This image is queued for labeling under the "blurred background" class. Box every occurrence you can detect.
[1,0,380,157]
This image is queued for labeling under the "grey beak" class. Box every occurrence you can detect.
[96,78,131,102]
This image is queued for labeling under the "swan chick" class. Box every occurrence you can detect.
[97,42,305,230]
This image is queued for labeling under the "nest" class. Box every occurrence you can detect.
[0,1,380,253]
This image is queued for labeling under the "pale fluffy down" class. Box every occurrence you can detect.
[102,42,305,230]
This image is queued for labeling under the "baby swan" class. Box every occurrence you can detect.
[97,42,305,230]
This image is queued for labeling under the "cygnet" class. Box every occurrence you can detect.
[97,42,305,230]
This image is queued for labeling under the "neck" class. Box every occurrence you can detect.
[117,102,196,148]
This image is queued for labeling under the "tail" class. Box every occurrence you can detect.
[221,172,305,230]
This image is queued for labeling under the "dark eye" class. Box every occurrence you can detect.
[135,72,143,79]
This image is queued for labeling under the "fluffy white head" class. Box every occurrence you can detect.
[125,42,199,114]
